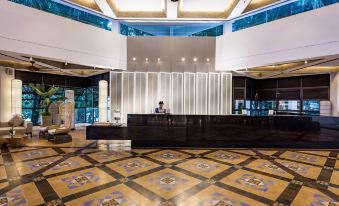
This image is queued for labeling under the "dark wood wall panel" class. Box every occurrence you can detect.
[234,89,245,99]
[256,79,277,89]
[302,75,329,87]
[278,77,301,88]
[258,90,276,100]
[278,89,300,100]
[303,88,329,100]
[15,71,110,88]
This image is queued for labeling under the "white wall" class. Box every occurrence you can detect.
[330,72,339,117]
[216,3,339,70]
[0,68,15,123]
[0,0,127,69]
[127,37,215,72]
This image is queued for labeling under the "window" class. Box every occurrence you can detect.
[9,0,112,31]
[120,24,223,37]
[120,24,154,36]
[233,100,244,114]
[278,100,301,114]
[303,100,320,115]
[22,84,99,125]
[232,0,339,32]
[189,25,223,37]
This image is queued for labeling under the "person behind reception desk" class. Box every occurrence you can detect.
[155,101,169,114]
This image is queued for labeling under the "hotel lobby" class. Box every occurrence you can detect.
[0,0,339,205]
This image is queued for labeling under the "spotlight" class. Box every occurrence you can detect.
[145,58,149,62]
[193,57,198,62]
[181,57,185,62]
[132,57,136,61]
[304,60,308,64]
[157,58,161,62]
[206,58,210,62]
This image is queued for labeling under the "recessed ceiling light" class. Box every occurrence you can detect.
[157,58,161,62]
[181,57,185,62]
[193,57,198,62]
[206,58,210,62]
[132,57,136,61]
[145,58,149,62]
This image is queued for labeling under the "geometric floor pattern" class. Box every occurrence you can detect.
[0,144,338,206]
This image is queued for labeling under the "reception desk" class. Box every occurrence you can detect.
[86,114,339,148]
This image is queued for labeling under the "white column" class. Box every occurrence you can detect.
[330,72,339,116]
[65,90,75,128]
[98,80,108,123]
[0,68,15,122]
[11,79,22,116]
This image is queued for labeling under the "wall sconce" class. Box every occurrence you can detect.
[11,79,22,116]
[99,80,108,123]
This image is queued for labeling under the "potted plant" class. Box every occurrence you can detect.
[7,125,19,148]
[29,83,66,126]
[8,125,15,137]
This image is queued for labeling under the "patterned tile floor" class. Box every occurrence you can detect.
[0,130,338,205]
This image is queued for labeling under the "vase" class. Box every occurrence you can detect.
[41,115,52,126]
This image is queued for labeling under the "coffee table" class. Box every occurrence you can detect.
[0,134,28,148]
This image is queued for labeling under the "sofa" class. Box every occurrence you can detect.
[0,115,33,136]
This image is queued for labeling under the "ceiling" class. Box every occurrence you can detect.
[0,51,109,77]
[66,0,287,20]
[235,55,339,79]
[2,50,339,79]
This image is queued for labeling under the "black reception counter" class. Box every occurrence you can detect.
[87,114,339,148]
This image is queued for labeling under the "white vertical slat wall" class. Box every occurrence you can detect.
[196,73,208,115]
[134,72,147,114]
[122,72,134,123]
[220,73,233,115]
[208,73,220,115]
[158,72,172,111]
[146,72,158,114]
[171,73,184,114]
[184,72,196,114]
[110,71,232,123]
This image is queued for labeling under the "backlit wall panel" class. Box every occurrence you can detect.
[196,73,208,115]
[110,71,232,122]
[135,72,147,114]
[159,72,172,111]
[171,73,184,114]
[146,72,159,114]
[184,73,196,114]
[208,73,220,115]
[122,72,134,123]
[220,73,232,115]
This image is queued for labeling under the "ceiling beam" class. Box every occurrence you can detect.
[94,0,116,17]
[228,0,252,19]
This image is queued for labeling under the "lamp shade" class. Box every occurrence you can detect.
[11,79,22,115]
[98,80,108,123]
